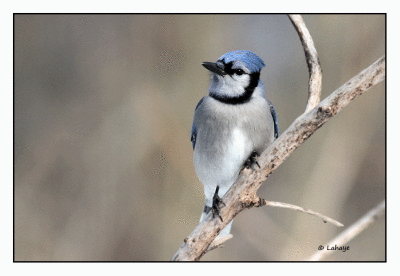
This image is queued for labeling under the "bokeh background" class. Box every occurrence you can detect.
[14,14,385,261]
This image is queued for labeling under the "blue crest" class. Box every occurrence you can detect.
[218,50,265,73]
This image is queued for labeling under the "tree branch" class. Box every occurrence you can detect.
[308,200,385,261]
[288,14,322,113]
[172,55,385,261]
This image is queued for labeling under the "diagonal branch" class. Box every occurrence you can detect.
[288,14,322,113]
[308,200,385,261]
[172,55,385,261]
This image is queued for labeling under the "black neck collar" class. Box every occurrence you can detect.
[210,72,260,105]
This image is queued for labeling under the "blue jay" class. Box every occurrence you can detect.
[191,50,279,237]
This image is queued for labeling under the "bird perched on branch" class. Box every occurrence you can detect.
[191,50,279,238]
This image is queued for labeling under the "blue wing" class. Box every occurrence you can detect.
[191,97,206,150]
[267,99,279,139]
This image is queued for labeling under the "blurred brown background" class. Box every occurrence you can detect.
[14,14,385,261]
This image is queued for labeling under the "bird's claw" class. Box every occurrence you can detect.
[212,186,225,222]
[243,151,261,170]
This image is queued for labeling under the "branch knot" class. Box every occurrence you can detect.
[241,197,267,209]
[317,105,334,118]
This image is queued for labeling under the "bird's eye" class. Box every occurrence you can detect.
[235,69,244,75]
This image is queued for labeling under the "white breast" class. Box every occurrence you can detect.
[194,126,253,205]
[224,128,248,171]
[217,128,251,192]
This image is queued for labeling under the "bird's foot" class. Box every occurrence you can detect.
[243,151,261,170]
[212,186,225,222]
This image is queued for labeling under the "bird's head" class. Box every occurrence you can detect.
[202,50,265,102]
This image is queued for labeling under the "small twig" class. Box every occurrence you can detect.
[261,200,343,227]
[288,14,322,113]
[308,200,385,261]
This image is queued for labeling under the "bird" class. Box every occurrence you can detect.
[190,50,279,238]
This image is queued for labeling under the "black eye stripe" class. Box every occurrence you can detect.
[218,60,246,76]
[223,61,235,75]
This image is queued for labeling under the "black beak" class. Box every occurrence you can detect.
[202,62,227,76]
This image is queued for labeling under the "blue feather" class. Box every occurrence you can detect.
[218,50,265,73]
